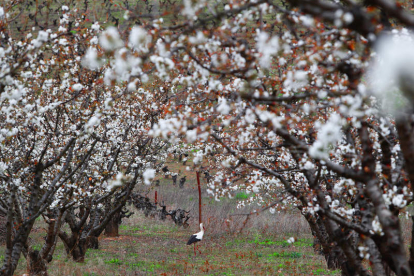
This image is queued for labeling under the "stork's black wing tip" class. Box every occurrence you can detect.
[187,235,199,245]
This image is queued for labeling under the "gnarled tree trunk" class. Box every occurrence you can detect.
[27,249,48,276]
[104,211,120,237]
[58,231,93,263]
[307,214,357,276]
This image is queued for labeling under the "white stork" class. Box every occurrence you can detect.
[187,223,205,256]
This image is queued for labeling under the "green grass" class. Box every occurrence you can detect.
[104,258,122,265]
[83,273,99,276]
[249,235,313,247]
[267,251,302,259]
[235,192,250,200]
[313,268,341,275]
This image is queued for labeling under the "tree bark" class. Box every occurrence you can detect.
[27,249,48,276]
[104,211,120,237]
[58,231,86,262]
[2,221,36,275]
[396,117,414,187]
[307,214,355,274]
[0,212,6,245]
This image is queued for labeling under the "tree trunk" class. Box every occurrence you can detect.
[71,245,86,263]
[1,217,36,275]
[40,216,59,263]
[26,216,61,276]
[308,215,357,276]
[86,236,99,249]
[0,212,6,245]
[28,249,48,276]
[59,231,86,262]
[59,231,100,263]
[104,211,120,237]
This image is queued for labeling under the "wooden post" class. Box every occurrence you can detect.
[196,171,202,223]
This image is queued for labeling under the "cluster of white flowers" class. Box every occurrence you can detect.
[370,216,384,236]
[182,0,206,19]
[0,7,4,19]
[358,245,370,260]
[217,97,231,115]
[309,113,344,160]
[150,117,187,143]
[382,186,411,209]
[82,47,101,70]
[369,29,414,115]
[106,172,127,191]
[31,30,49,48]
[256,31,279,69]
[333,179,355,195]
[143,168,156,185]
[302,205,320,216]
[129,26,152,53]
[99,27,123,51]
[193,150,204,165]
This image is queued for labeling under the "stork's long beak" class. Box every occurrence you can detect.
[203,226,206,231]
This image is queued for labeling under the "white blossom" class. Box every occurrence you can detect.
[99,27,123,51]
[107,173,126,191]
[256,31,279,69]
[143,168,156,185]
[72,83,83,91]
[129,26,152,53]
[217,97,230,115]
[82,47,101,70]
[369,31,414,115]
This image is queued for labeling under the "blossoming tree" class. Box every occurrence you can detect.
[3,0,414,275]
[95,0,414,275]
[0,5,170,275]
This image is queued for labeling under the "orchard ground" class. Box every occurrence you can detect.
[2,157,414,275]
[0,157,342,276]
[1,156,412,275]
[4,213,336,276]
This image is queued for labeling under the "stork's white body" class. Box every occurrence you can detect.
[187,223,205,255]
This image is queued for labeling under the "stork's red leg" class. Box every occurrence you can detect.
[197,245,202,254]
[194,243,196,256]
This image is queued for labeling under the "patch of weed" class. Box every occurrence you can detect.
[267,251,302,259]
[128,261,161,272]
[225,238,247,247]
[119,225,128,230]
[313,268,341,275]
[104,258,122,265]
[235,192,249,200]
[32,244,42,251]
[250,236,312,248]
